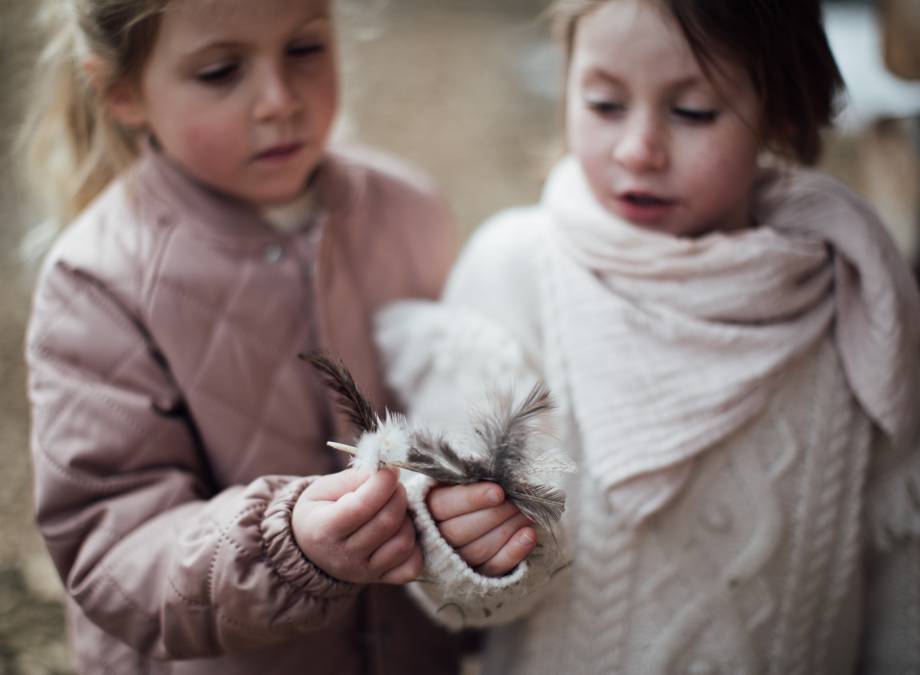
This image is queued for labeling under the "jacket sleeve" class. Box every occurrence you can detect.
[376,218,566,629]
[26,259,358,659]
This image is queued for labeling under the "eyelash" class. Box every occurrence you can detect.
[586,99,719,125]
[195,43,325,85]
[672,107,718,123]
[586,100,624,115]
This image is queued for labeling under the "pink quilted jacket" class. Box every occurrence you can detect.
[25,146,465,674]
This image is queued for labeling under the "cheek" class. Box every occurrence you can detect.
[567,109,606,166]
[174,116,247,171]
[684,132,758,190]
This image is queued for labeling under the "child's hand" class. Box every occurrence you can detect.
[292,467,422,585]
[428,482,536,577]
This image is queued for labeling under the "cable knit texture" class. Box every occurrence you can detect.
[375,159,920,674]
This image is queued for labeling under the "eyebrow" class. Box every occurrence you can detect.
[180,16,330,59]
[583,67,706,91]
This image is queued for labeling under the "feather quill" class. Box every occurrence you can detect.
[303,352,574,530]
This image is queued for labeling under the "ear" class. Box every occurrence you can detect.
[83,56,148,128]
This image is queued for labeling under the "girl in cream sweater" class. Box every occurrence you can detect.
[372,0,920,673]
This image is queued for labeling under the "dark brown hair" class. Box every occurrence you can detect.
[551,0,845,165]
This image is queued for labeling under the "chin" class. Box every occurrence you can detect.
[250,183,310,207]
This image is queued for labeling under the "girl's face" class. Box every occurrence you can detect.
[565,0,763,237]
[113,0,337,207]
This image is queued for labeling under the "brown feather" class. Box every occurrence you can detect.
[299,352,378,433]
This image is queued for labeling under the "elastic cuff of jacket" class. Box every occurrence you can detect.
[261,476,357,599]
[405,473,528,595]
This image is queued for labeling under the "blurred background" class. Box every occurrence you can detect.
[0,0,917,672]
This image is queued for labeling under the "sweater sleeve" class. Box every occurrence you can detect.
[26,259,358,659]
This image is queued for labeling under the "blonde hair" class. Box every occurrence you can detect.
[549,0,606,68]
[17,0,167,229]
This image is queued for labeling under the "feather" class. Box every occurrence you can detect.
[405,429,491,485]
[503,482,568,532]
[300,352,378,434]
[472,383,573,531]
[305,352,573,528]
[476,382,555,477]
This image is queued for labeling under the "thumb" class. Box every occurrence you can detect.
[303,467,372,501]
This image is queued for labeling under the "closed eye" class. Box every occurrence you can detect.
[288,43,325,58]
[196,62,239,84]
[586,99,625,116]
[672,107,718,123]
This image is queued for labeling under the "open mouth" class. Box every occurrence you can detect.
[613,191,677,225]
[622,192,673,207]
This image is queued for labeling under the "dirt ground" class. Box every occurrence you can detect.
[0,1,916,673]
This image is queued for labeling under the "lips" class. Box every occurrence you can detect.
[253,142,304,161]
[620,190,674,206]
[612,190,677,224]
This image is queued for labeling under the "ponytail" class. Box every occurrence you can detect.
[17,1,163,233]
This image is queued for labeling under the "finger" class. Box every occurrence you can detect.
[458,513,533,567]
[428,482,505,521]
[478,527,537,577]
[344,482,408,553]
[379,547,424,585]
[438,501,521,548]
[302,467,372,502]
[325,468,400,537]
[368,516,417,574]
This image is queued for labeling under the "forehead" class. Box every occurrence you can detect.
[573,0,700,81]
[160,0,330,37]
[572,0,758,98]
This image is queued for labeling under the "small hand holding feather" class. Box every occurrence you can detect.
[301,352,574,579]
[292,467,423,585]
[428,482,537,577]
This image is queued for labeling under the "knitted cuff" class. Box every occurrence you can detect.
[404,473,529,599]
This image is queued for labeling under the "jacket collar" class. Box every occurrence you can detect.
[127,142,353,251]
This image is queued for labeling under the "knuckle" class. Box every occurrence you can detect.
[462,544,489,567]
[479,560,501,577]
[427,487,449,520]
[394,528,416,555]
[377,508,399,533]
[501,515,530,539]
[341,536,362,557]
[438,521,462,547]
[384,535,413,563]
[336,494,364,523]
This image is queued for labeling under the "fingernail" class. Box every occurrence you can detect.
[486,487,503,505]
[519,530,536,545]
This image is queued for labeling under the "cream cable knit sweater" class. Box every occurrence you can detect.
[377,169,920,674]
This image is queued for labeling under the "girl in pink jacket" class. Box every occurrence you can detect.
[20,0,517,672]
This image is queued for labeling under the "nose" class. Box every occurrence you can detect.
[612,111,668,173]
[253,63,301,122]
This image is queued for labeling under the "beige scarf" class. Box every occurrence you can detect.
[543,156,920,524]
